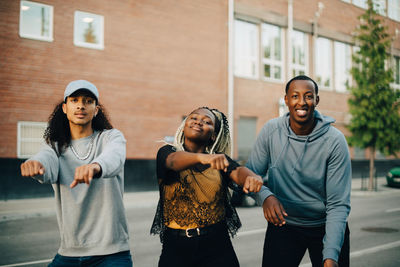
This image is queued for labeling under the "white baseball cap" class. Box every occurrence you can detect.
[64,80,99,101]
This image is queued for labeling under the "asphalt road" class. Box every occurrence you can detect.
[0,187,399,267]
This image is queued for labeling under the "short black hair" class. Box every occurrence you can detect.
[285,75,318,95]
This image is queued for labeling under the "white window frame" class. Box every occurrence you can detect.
[261,23,285,83]
[74,11,104,50]
[334,41,352,93]
[17,121,47,159]
[19,1,53,42]
[291,30,308,77]
[316,37,333,90]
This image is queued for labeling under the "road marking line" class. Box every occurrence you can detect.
[2,240,399,267]
[299,240,400,267]
[386,207,400,213]
[237,228,265,237]
[0,259,52,267]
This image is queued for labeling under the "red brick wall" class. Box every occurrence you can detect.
[1,0,399,159]
[0,0,229,159]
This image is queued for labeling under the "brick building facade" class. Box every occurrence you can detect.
[1,0,400,198]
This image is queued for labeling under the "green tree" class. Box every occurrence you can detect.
[348,0,400,190]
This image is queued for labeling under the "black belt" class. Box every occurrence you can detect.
[166,221,225,238]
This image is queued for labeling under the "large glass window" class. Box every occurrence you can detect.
[353,0,368,9]
[373,0,386,15]
[262,23,284,81]
[291,30,308,77]
[316,37,332,89]
[17,121,47,158]
[74,11,104,50]
[234,20,259,79]
[19,1,53,42]
[388,0,400,21]
[353,0,386,15]
[334,41,352,93]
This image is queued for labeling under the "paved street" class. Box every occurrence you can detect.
[0,178,399,267]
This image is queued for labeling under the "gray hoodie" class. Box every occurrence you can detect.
[246,111,351,262]
[29,129,130,256]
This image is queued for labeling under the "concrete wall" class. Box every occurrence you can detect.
[0,158,158,200]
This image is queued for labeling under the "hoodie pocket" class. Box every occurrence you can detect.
[278,196,326,221]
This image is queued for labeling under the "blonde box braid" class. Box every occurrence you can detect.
[173,107,231,155]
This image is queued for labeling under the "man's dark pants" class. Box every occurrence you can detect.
[262,223,350,267]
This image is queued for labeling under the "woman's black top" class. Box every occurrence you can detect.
[150,145,242,242]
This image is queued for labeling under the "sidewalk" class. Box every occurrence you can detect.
[1,178,399,223]
[351,176,400,196]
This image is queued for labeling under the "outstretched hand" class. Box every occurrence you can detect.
[242,175,263,193]
[199,154,229,172]
[262,195,288,226]
[20,160,45,177]
[70,163,101,188]
[324,259,338,267]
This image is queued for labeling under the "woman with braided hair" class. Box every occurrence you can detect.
[151,107,263,267]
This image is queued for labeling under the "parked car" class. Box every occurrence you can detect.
[386,167,400,188]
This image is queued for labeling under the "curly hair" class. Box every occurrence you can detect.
[173,107,231,155]
[44,101,113,156]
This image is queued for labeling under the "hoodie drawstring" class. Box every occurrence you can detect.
[271,135,290,169]
[290,136,309,177]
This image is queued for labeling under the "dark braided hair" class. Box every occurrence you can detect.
[173,107,231,155]
[44,100,112,156]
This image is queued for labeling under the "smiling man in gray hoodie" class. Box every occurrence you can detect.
[246,75,351,267]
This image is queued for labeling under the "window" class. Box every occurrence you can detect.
[291,30,308,77]
[17,121,47,158]
[391,55,400,89]
[278,97,288,117]
[19,1,53,42]
[262,23,284,81]
[388,0,400,21]
[316,37,332,89]
[234,20,259,79]
[353,0,386,15]
[237,117,257,162]
[74,11,104,50]
[373,0,386,15]
[334,41,352,93]
[353,0,368,9]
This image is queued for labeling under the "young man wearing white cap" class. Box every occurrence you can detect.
[20,80,133,266]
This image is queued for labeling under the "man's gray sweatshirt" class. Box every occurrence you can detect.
[30,129,130,256]
[246,111,351,262]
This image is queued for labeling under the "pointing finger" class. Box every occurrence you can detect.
[70,180,78,188]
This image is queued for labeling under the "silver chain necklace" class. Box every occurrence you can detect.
[70,135,95,160]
